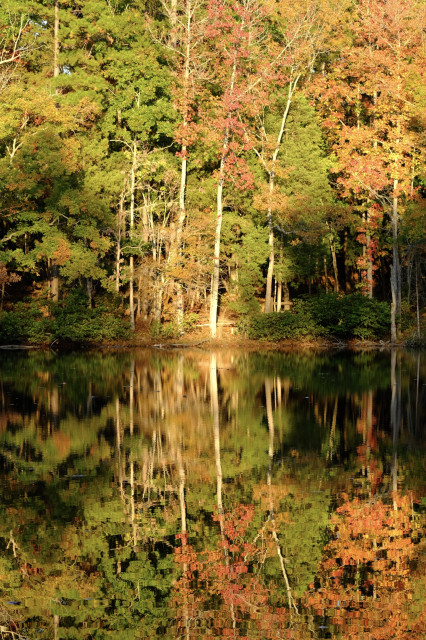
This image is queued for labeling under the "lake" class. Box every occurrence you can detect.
[0,348,424,639]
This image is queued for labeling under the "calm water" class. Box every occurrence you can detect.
[0,348,424,639]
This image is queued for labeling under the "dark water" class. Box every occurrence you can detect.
[0,348,424,640]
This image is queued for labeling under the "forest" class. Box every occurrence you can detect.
[0,0,425,344]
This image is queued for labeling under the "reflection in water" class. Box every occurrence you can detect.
[0,349,424,639]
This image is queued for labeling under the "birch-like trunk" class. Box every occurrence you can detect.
[129,141,137,331]
[50,6,60,302]
[174,2,192,330]
[264,77,300,313]
[210,61,237,338]
[53,1,59,78]
[390,183,401,342]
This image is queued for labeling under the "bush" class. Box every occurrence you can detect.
[0,290,129,345]
[242,294,390,342]
[242,306,319,341]
[0,302,54,344]
[150,313,200,339]
[306,294,390,340]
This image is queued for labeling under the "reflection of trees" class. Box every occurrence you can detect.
[306,493,423,640]
[0,349,424,638]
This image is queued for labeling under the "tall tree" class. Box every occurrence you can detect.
[316,0,426,341]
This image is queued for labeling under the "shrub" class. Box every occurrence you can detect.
[242,294,390,342]
[0,302,54,344]
[306,293,390,340]
[242,306,319,341]
[0,290,129,345]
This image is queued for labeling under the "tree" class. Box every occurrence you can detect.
[316,0,426,340]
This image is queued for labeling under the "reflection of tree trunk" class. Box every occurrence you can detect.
[326,396,338,463]
[265,378,298,615]
[415,352,420,435]
[177,443,190,640]
[116,397,124,501]
[391,350,401,510]
[415,258,421,339]
[211,354,236,635]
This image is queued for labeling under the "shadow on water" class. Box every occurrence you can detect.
[0,348,424,639]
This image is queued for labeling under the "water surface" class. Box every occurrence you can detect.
[0,348,424,639]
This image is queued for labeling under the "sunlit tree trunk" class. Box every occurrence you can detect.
[264,78,299,313]
[115,188,125,293]
[53,1,59,78]
[390,185,401,342]
[129,141,137,331]
[210,61,236,337]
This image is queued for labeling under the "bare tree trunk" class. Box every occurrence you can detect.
[116,189,125,293]
[415,257,420,339]
[50,259,59,302]
[129,141,137,331]
[324,256,328,293]
[283,281,290,311]
[390,187,401,342]
[344,229,351,292]
[276,280,282,312]
[210,60,237,338]
[264,77,300,313]
[53,1,59,78]
[330,239,339,293]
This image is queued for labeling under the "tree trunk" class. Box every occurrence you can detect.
[53,1,59,78]
[264,76,300,313]
[276,280,282,312]
[330,238,339,293]
[415,257,420,339]
[283,281,290,311]
[129,141,137,331]
[390,186,401,342]
[116,189,125,293]
[344,229,351,292]
[50,260,59,302]
[210,59,237,338]
[324,256,328,293]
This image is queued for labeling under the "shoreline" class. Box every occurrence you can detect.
[0,335,419,352]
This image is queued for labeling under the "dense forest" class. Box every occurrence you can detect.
[0,0,425,343]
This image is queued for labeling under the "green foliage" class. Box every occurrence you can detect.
[242,294,390,341]
[305,293,390,340]
[242,305,319,341]
[0,290,129,344]
[149,312,199,339]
